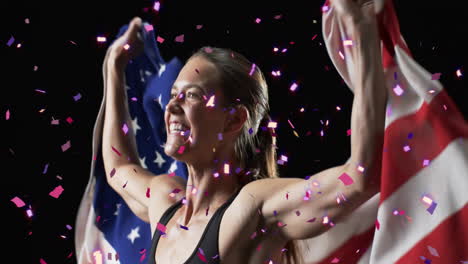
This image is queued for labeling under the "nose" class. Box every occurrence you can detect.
[166,92,185,113]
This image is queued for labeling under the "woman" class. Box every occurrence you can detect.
[101,0,387,263]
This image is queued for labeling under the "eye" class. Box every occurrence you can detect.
[170,92,178,99]
[187,91,201,99]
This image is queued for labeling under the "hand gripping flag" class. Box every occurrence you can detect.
[297,1,468,263]
[75,22,187,264]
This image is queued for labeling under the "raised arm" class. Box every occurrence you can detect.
[101,18,185,223]
[244,0,387,241]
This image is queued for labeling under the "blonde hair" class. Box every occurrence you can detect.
[190,46,303,264]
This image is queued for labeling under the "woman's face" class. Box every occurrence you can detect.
[164,56,228,165]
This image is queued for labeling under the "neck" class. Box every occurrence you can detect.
[178,154,243,227]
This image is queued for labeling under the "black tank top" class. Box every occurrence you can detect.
[148,188,242,264]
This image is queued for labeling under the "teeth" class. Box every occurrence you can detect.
[169,123,189,134]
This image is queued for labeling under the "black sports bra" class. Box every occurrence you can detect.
[148,188,241,264]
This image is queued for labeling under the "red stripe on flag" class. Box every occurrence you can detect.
[395,204,468,264]
[313,227,375,264]
[380,90,468,204]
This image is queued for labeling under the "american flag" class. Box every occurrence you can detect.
[298,1,468,263]
[74,23,188,264]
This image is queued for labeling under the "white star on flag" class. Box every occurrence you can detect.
[168,160,178,174]
[139,156,148,169]
[158,63,166,77]
[131,117,141,135]
[114,203,121,216]
[154,151,166,168]
[127,226,140,244]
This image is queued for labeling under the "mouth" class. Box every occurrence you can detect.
[168,122,191,136]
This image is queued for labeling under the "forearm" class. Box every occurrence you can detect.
[348,21,387,191]
[102,61,140,174]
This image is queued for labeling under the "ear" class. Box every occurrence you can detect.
[223,105,248,135]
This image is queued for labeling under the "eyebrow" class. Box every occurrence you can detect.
[171,84,209,94]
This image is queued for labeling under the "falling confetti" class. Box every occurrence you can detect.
[393,84,404,96]
[97,36,107,43]
[431,73,441,80]
[73,93,82,101]
[11,197,26,208]
[289,82,298,92]
[427,245,439,257]
[146,188,151,198]
[122,123,129,135]
[7,36,15,47]
[206,95,215,107]
[123,44,130,50]
[156,36,165,43]
[6,109,10,120]
[49,185,65,198]
[249,63,256,76]
[153,1,161,11]
[61,140,71,152]
[338,172,354,185]
[175,34,184,43]
[157,222,166,234]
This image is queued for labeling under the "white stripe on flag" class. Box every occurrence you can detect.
[370,138,468,263]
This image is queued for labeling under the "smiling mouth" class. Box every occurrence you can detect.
[168,123,191,134]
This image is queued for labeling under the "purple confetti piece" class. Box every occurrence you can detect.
[180,224,189,230]
[7,36,15,46]
[49,185,64,198]
[61,140,71,152]
[175,34,184,43]
[218,133,223,141]
[431,73,441,80]
[427,245,439,257]
[248,128,253,134]
[43,163,49,174]
[427,202,437,214]
[51,119,59,125]
[122,123,129,134]
[66,225,73,230]
[11,196,26,208]
[306,217,316,223]
[73,93,82,101]
[249,63,256,76]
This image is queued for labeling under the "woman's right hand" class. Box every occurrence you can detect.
[105,17,145,71]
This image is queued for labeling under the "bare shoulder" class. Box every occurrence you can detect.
[242,178,304,202]
[148,174,187,232]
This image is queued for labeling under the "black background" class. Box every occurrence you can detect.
[2,0,467,263]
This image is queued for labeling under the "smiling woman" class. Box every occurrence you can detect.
[99,0,387,262]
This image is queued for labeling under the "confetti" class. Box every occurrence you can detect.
[66,117,73,124]
[43,163,49,174]
[73,93,82,101]
[267,121,277,128]
[249,63,256,76]
[206,206,209,216]
[431,73,441,80]
[357,165,365,173]
[49,185,64,198]
[289,82,298,92]
[6,109,10,120]
[196,25,203,29]
[26,208,33,218]
[175,34,184,43]
[157,222,166,234]
[151,1,160,11]
[35,89,46,94]
[111,146,122,156]
[343,39,353,46]
[197,248,207,263]
[306,217,316,223]
[40,258,47,264]
[25,18,30,24]
[7,36,15,47]
[423,159,430,167]
[338,51,345,60]
[11,196,26,208]
[403,145,411,152]
[93,251,103,264]
[146,188,151,198]
[224,163,230,174]
[331,257,340,263]
[178,145,185,154]
[255,18,261,24]
[456,69,463,78]
[322,216,329,224]
[123,44,130,50]
[97,36,107,43]
[427,245,439,257]
[122,123,129,134]
[311,34,318,40]
[271,70,281,76]
[180,224,189,230]
[338,172,354,185]
[427,202,437,214]
[61,140,71,152]
[206,95,215,107]
[393,84,404,96]
[144,24,154,32]
[322,5,329,12]
[156,36,165,43]
[375,219,380,230]
[274,14,282,19]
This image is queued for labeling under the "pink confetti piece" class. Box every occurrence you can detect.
[6,109,10,120]
[331,257,340,263]
[144,24,154,32]
[97,36,107,43]
[456,69,463,78]
[146,188,151,198]
[393,84,404,96]
[26,208,33,218]
[204,47,213,53]
[177,145,185,154]
[249,63,256,76]
[267,121,277,128]
[49,185,64,198]
[274,14,282,19]
[25,18,30,24]
[40,258,47,264]
[11,196,26,208]
[197,248,207,263]
[111,146,122,156]
[66,117,73,124]
[122,44,130,50]
[51,119,59,125]
[289,82,298,92]
[322,216,329,224]
[156,36,165,43]
[375,219,380,230]
[427,245,439,257]
[35,89,46,93]
[423,159,430,167]
[122,123,129,134]
[357,165,365,173]
[205,95,215,107]
[7,36,14,46]
[196,25,203,29]
[153,1,160,11]
[33,65,38,71]
[61,140,71,152]
[157,222,166,233]
[431,73,441,80]
[73,93,82,101]
[175,34,184,43]
[271,70,281,76]
[255,18,261,24]
[311,34,318,40]
[322,5,329,12]
[338,51,345,60]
